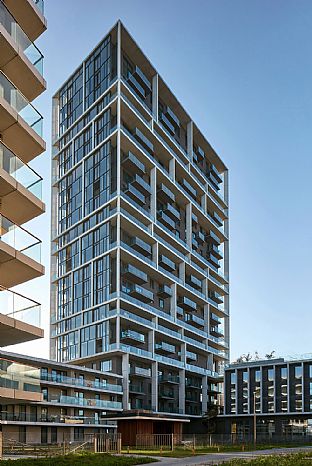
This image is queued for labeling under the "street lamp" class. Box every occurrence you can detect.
[253,391,257,445]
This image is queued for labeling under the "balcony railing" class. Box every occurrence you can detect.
[51,395,122,410]
[0,71,43,136]
[0,286,41,327]
[0,1,44,74]
[41,373,122,393]
[0,141,42,198]
[0,214,41,262]
[0,412,114,425]
[32,0,44,14]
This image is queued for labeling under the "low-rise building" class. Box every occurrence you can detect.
[0,350,123,443]
[222,357,312,437]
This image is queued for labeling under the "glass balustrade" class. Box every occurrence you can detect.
[0,286,41,327]
[0,214,41,262]
[0,141,42,199]
[0,71,43,136]
[0,2,44,74]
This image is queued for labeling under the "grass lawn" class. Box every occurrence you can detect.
[227,450,312,465]
[0,453,157,466]
[122,443,312,457]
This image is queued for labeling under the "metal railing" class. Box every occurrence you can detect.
[0,1,44,74]
[0,71,43,136]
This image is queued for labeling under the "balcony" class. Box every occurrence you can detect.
[122,151,146,175]
[178,296,197,312]
[209,244,223,260]
[131,174,151,196]
[157,183,175,203]
[186,351,197,362]
[130,366,151,378]
[0,71,45,162]
[0,286,42,346]
[133,127,154,154]
[180,178,197,200]
[128,284,153,303]
[3,0,46,42]
[157,211,176,229]
[129,384,145,394]
[0,141,44,224]
[187,275,202,291]
[186,378,202,389]
[185,314,205,328]
[210,326,224,338]
[159,254,176,272]
[0,358,42,402]
[208,230,220,245]
[209,290,223,305]
[124,183,145,206]
[157,284,172,298]
[159,389,175,399]
[0,1,45,101]
[159,374,179,384]
[0,214,43,287]
[196,231,205,244]
[130,237,152,257]
[155,341,175,354]
[122,264,147,285]
[164,203,180,221]
[159,112,175,135]
[54,395,122,410]
[121,329,145,344]
[163,106,180,129]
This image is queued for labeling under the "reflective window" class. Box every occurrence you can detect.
[59,66,83,135]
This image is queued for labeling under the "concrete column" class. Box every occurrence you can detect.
[187,121,193,160]
[152,241,158,265]
[204,303,209,334]
[151,361,158,411]
[152,74,158,120]
[179,369,185,414]
[202,376,208,414]
[178,261,185,283]
[150,167,157,219]
[148,329,154,354]
[169,158,175,180]
[201,193,207,214]
[170,283,177,320]
[117,20,122,80]
[185,203,192,248]
[207,353,213,372]
[122,353,130,410]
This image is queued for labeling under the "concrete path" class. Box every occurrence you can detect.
[147,446,312,465]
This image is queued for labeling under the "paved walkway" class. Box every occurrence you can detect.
[147,446,312,465]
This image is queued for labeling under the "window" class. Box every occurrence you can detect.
[295,366,302,379]
[255,370,261,383]
[84,141,111,215]
[58,240,79,275]
[243,371,248,384]
[73,265,91,313]
[85,36,111,109]
[51,427,57,444]
[268,369,274,381]
[59,67,83,135]
[41,426,48,444]
[230,372,236,385]
[81,222,110,264]
[58,164,82,232]
[101,360,112,372]
[74,125,92,164]
[41,388,48,401]
[93,255,110,305]
[281,367,287,379]
[94,110,111,146]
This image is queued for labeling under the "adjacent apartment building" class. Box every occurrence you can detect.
[0,0,46,350]
[51,20,229,440]
[222,357,312,437]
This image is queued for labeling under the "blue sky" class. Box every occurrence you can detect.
[11,0,312,361]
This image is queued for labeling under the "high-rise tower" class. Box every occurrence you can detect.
[51,21,229,434]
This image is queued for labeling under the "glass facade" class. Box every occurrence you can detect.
[51,22,229,417]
